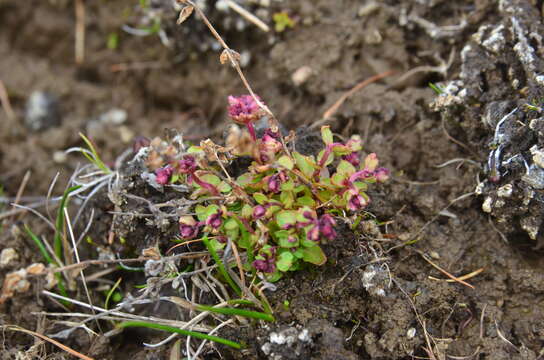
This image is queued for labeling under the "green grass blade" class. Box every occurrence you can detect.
[54,185,82,261]
[105,277,122,310]
[227,299,255,306]
[197,305,275,322]
[24,225,55,265]
[118,321,242,349]
[79,133,111,174]
[201,235,241,297]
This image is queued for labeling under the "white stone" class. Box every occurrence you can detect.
[497,184,513,198]
[482,197,493,213]
[0,248,18,266]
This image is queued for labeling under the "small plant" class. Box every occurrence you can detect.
[148,95,389,282]
[272,12,295,32]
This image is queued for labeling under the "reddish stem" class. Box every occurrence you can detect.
[246,122,257,142]
[191,174,220,196]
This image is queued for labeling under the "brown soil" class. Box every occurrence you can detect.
[1,0,543,359]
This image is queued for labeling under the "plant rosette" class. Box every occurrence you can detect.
[151,95,388,282]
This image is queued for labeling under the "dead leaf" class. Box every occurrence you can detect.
[177,5,194,25]
[220,49,241,65]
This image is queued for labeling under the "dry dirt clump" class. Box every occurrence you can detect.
[431,0,544,248]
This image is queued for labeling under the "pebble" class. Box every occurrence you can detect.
[24,91,61,131]
[0,248,18,266]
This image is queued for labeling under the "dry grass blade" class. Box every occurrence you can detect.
[417,251,475,289]
[428,267,484,283]
[75,0,85,64]
[11,170,31,220]
[1,325,94,360]
[0,79,15,120]
[225,0,269,32]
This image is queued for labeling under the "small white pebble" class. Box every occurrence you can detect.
[0,248,18,266]
[482,197,493,213]
[298,329,311,342]
[497,184,513,198]
[270,332,286,345]
[291,66,313,86]
[407,327,417,338]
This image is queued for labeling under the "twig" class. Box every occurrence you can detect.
[65,208,101,332]
[11,170,31,221]
[75,0,86,64]
[181,0,275,121]
[309,70,395,129]
[1,325,94,360]
[225,0,269,32]
[0,79,15,120]
[428,267,484,283]
[417,250,475,289]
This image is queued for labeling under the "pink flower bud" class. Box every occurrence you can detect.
[227,95,264,141]
[318,214,336,241]
[228,95,261,120]
[342,152,360,167]
[155,166,174,185]
[253,205,266,220]
[206,211,223,229]
[268,174,281,193]
[348,194,368,211]
[307,225,320,241]
[374,167,390,182]
[253,259,276,273]
[179,156,197,174]
[179,216,200,239]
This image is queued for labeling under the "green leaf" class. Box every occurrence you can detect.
[301,245,327,265]
[195,204,219,222]
[200,173,221,186]
[266,205,281,217]
[293,152,315,178]
[317,149,334,167]
[267,271,283,282]
[321,125,334,145]
[331,144,351,156]
[210,238,226,252]
[277,155,294,170]
[331,172,347,186]
[337,160,356,176]
[187,145,204,154]
[241,204,253,218]
[218,181,232,193]
[296,195,315,207]
[293,248,304,259]
[278,235,298,248]
[224,218,239,242]
[276,251,295,272]
[281,180,295,191]
[280,190,294,208]
[236,173,254,187]
[275,210,297,229]
[253,192,268,204]
[317,189,334,202]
